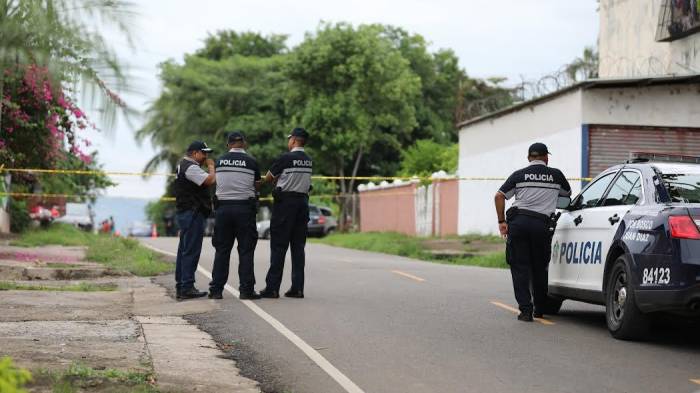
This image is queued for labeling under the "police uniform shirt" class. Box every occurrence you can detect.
[269,147,312,193]
[498,160,572,216]
[180,156,209,186]
[215,148,260,200]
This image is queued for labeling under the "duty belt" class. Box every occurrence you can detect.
[277,191,308,198]
[218,199,255,206]
[507,207,550,222]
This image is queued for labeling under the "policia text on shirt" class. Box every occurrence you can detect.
[494,142,571,322]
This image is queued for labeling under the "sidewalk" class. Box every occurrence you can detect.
[0,243,261,392]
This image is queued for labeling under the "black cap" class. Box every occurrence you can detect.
[187,141,213,153]
[227,131,245,144]
[528,142,550,156]
[288,127,309,140]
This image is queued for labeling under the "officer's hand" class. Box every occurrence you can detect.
[498,222,508,239]
[205,159,215,169]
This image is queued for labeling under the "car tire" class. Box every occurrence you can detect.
[263,229,270,240]
[325,227,335,237]
[605,255,650,340]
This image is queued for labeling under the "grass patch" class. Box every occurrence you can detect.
[316,232,507,269]
[12,224,172,277]
[32,363,157,393]
[45,263,84,269]
[0,281,118,292]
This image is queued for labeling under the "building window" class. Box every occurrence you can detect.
[656,0,700,42]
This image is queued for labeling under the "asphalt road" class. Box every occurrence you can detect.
[141,237,700,393]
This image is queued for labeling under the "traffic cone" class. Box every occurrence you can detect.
[151,223,158,239]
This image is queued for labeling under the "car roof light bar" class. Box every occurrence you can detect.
[627,152,700,164]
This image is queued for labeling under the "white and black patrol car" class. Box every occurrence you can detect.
[548,153,700,340]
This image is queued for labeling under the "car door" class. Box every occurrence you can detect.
[576,170,644,292]
[550,171,618,288]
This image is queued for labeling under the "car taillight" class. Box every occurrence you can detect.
[669,216,700,239]
[318,216,326,225]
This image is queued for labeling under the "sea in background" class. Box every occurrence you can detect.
[93,196,155,235]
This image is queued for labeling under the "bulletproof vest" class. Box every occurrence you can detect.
[174,158,212,215]
[275,151,313,194]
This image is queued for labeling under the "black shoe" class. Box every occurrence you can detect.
[284,289,304,298]
[517,312,534,322]
[239,291,261,300]
[208,292,223,299]
[177,288,208,300]
[259,289,279,298]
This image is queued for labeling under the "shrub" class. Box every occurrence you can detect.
[0,357,32,393]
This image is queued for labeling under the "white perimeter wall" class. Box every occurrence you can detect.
[582,84,700,127]
[458,90,584,235]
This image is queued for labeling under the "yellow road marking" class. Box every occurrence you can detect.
[490,301,556,326]
[690,379,700,385]
[391,270,425,282]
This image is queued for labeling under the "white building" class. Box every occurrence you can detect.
[599,0,700,77]
[457,76,700,235]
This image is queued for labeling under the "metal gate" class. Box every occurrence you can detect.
[588,125,700,176]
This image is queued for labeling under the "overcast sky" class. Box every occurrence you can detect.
[83,0,599,198]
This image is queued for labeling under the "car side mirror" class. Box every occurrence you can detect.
[557,196,572,210]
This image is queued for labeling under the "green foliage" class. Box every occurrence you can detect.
[197,30,288,60]
[37,153,114,202]
[138,39,289,173]
[399,140,458,177]
[13,224,172,276]
[0,357,32,393]
[36,363,156,393]
[316,232,507,268]
[8,198,30,233]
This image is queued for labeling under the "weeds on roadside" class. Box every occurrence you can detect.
[33,363,157,393]
[0,281,118,292]
[11,224,172,277]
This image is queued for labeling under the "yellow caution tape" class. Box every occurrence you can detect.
[0,167,592,182]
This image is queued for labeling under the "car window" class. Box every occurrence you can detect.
[320,208,333,216]
[661,173,700,203]
[309,206,320,215]
[573,172,616,210]
[603,171,642,206]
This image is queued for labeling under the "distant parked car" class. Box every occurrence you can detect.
[127,221,153,237]
[54,203,94,231]
[256,204,337,239]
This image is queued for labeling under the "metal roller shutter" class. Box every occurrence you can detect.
[589,125,700,176]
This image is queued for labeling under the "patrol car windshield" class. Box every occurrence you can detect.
[660,173,700,203]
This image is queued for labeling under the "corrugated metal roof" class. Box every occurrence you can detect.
[457,74,700,129]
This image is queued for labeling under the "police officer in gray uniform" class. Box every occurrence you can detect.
[260,127,312,299]
[208,131,262,300]
[494,143,571,321]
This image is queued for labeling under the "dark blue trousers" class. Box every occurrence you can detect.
[506,214,550,313]
[265,196,309,292]
[175,210,206,291]
[209,203,258,294]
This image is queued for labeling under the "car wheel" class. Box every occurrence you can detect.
[263,229,270,240]
[605,255,650,340]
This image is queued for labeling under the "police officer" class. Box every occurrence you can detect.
[174,141,215,300]
[260,127,313,299]
[494,142,571,321]
[208,131,262,300]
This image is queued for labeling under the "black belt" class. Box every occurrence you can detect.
[278,191,308,198]
[218,199,255,206]
[515,208,550,221]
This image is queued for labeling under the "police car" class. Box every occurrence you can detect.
[548,153,700,340]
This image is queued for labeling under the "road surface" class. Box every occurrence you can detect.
[140,237,700,393]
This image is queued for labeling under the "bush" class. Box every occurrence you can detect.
[8,198,31,233]
[0,357,32,393]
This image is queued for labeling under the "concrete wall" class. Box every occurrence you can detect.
[582,84,700,127]
[433,179,459,237]
[599,0,700,77]
[359,183,417,235]
[457,90,584,235]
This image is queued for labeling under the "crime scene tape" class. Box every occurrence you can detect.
[0,167,593,182]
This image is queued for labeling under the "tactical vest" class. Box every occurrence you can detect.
[174,158,212,215]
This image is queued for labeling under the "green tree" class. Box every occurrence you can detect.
[197,30,288,60]
[399,139,458,177]
[286,22,421,229]
[564,46,599,82]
